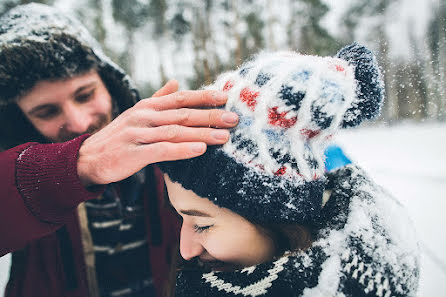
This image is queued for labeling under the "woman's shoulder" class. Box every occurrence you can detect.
[306,164,420,296]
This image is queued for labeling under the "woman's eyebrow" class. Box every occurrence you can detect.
[180,209,212,217]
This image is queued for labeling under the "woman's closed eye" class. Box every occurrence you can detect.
[193,224,214,233]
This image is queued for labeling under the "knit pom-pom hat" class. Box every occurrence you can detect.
[160,43,384,224]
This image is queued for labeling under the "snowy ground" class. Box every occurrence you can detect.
[1,122,445,296]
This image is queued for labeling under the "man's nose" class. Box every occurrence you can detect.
[64,103,92,133]
[179,224,205,261]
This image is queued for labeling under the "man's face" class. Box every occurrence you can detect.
[17,70,112,142]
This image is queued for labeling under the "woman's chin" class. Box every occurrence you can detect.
[198,260,243,272]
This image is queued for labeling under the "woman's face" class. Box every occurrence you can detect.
[165,175,276,271]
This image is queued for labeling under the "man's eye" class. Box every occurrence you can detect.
[76,90,95,103]
[35,108,60,119]
[193,224,214,233]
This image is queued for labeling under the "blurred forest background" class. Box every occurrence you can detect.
[1,0,445,123]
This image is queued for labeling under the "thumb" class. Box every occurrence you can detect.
[152,80,179,97]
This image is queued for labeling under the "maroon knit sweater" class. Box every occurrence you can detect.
[0,135,179,297]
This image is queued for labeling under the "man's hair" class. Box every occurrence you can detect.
[0,3,140,150]
[0,33,100,103]
[0,33,101,149]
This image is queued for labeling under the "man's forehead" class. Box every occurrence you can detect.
[17,70,101,108]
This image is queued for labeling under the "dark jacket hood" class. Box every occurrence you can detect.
[0,3,139,149]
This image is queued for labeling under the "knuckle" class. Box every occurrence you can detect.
[174,92,187,105]
[156,143,171,159]
[151,142,192,162]
[143,110,157,127]
[200,129,210,139]
[209,109,222,123]
[202,90,211,102]
[124,109,146,126]
[128,127,143,143]
[130,109,144,121]
[164,125,180,140]
[134,98,150,109]
[121,109,135,124]
[176,108,190,123]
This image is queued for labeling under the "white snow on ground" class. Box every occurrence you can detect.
[0,122,445,296]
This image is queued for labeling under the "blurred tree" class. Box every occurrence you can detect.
[245,12,264,51]
[342,0,397,122]
[427,0,446,120]
[111,0,151,78]
[74,0,107,51]
[187,1,215,88]
[292,0,339,55]
[408,21,429,119]
[0,0,441,122]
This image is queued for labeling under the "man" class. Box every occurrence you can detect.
[0,3,238,297]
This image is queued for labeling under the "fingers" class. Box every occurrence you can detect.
[152,80,179,97]
[141,142,207,163]
[134,125,230,145]
[141,90,228,111]
[132,108,239,128]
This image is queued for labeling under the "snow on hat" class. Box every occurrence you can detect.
[160,43,384,224]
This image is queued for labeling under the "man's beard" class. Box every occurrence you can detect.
[53,113,111,143]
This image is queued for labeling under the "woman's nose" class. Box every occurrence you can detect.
[179,224,205,261]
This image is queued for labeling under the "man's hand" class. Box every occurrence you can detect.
[77,80,238,187]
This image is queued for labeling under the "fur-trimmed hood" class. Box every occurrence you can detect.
[0,3,139,148]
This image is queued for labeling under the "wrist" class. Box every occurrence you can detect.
[77,136,98,187]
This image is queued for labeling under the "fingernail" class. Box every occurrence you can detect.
[211,130,229,141]
[212,91,227,103]
[221,112,239,124]
[190,143,206,153]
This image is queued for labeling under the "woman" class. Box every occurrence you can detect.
[160,43,420,297]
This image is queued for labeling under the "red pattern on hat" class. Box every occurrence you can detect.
[300,128,321,139]
[335,65,345,72]
[223,80,234,91]
[274,166,287,176]
[268,107,297,128]
[240,87,259,111]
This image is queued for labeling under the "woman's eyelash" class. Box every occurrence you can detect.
[193,224,214,233]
